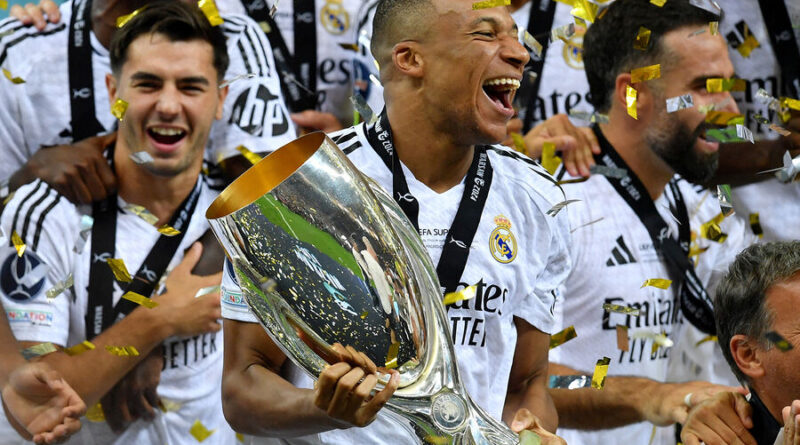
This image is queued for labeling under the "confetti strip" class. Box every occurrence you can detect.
[626,85,638,119]
[111,98,128,121]
[546,199,580,217]
[442,284,477,306]
[359,310,368,319]
[21,342,58,360]
[716,184,734,217]
[116,6,146,27]
[688,0,721,16]
[157,225,181,236]
[591,357,610,389]
[471,0,509,9]
[124,204,159,225]
[105,345,140,356]
[700,212,727,242]
[570,217,604,233]
[218,73,256,89]
[509,132,527,153]
[633,26,651,51]
[603,303,641,316]
[424,435,451,445]
[548,374,591,389]
[11,230,25,257]
[106,258,133,282]
[549,325,577,349]
[85,402,105,422]
[765,331,793,351]
[46,274,74,299]
[2,68,24,84]
[0,0,7,9]
[616,325,629,351]
[704,110,743,126]
[350,93,376,125]
[159,398,182,413]
[195,285,220,298]
[550,23,575,43]
[782,97,800,112]
[519,430,542,445]
[641,278,672,289]
[523,30,543,58]
[568,109,609,124]
[189,419,216,442]
[695,335,717,347]
[570,0,597,23]
[755,88,781,111]
[769,124,792,137]
[709,21,719,35]
[338,43,359,51]
[234,145,262,165]
[64,340,95,356]
[688,27,706,38]
[650,0,666,6]
[706,78,746,93]
[198,0,223,26]
[121,291,159,309]
[698,96,733,114]
[589,165,627,179]
[749,213,763,238]
[666,93,693,113]
[631,64,661,83]
[129,151,154,165]
[631,330,674,348]
[385,341,400,369]
[735,25,759,58]
[540,142,561,175]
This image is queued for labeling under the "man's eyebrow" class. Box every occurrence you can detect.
[179,76,210,85]
[130,72,161,81]
[469,16,518,35]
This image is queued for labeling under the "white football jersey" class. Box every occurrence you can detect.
[550,154,756,445]
[0,0,296,185]
[0,177,237,445]
[221,120,572,443]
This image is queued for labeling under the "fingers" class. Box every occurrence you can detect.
[10,5,31,23]
[24,3,46,30]
[681,433,702,445]
[361,371,398,419]
[732,392,753,429]
[327,367,366,418]
[81,162,111,202]
[40,0,61,23]
[175,242,204,274]
[314,362,353,410]
[510,408,535,433]
[68,176,93,205]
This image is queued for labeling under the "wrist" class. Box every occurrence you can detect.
[130,304,176,340]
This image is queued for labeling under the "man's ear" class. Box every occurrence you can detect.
[392,41,424,78]
[216,85,228,120]
[730,334,766,380]
[106,73,118,107]
[613,73,655,122]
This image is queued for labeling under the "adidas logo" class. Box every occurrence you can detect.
[606,235,637,266]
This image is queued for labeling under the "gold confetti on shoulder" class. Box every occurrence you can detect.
[64,340,95,356]
[471,0,510,9]
[189,419,216,442]
[111,98,128,121]
[700,212,727,242]
[106,258,133,282]
[2,68,24,84]
[641,278,672,289]
[602,303,640,316]
[749,213,763,238]
[198,0,223,26]
[157,225,181,236]
[11,230,25,257]
[442,284,477,306]
[122,291,159,309]
[549,325,577,349]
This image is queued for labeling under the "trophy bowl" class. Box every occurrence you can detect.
[206,132,521,444]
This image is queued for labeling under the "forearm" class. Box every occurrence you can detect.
[0,316,25,387]
[549,374,660,430]
[504,372,558,432]
[29,306,172,406]
[221,362,344,437]
[713,139,788,186]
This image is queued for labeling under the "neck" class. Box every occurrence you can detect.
[599,113,674,201]
[113,141,198,227]
[752,385,787,427]
[385,104,474,193]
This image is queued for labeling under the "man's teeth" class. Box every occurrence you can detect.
[150,127,184,136]
[483,78,521,89]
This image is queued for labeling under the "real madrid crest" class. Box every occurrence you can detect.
[561,25,585,70]
[320,0,349,35]
[489,215,516,264]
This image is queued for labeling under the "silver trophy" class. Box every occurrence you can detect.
[206,133,522,444]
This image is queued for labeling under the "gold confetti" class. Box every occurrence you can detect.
[633,27,651,51]
[782,97,800,111]
[602,303,641,316]
[124,204,159,225]
[121,291,159,309]
[541,142,562,175]
[236,433,245,443]
[11,230,25,257]
[159,398,183,413]
[360,310,368,319]
[105,345,140,356]
[546,199,580,217]
[700,212,727,242]
[471,0,510,9]
[21,342,58,360]
[510,132,527,153]
[64,340,95,356]
[0,0,7,9]
[626,85,638,119]
[632,330,674,350]
[338,43,359,51]
[46,274,74,299]
[424,435,452,445]
[86,402,105,422]
[616,325,629,351]
[695,335,717,347]
[630,64,660,83]
[549,325,577,349]
[522,31,543,58]
[116,6,146,28]
[641,278,671,289]
[735,26,760,58]
[706,78,746,93]
[749,213,763,238]
[197,0,223,26]
[111,98,128,121]
[157,225,181,236]
[106,258,133,282]
[385,341,400,369]
[650,0,666,6]
[570,0,598,23]
[519,430,542,445]
[591,357,610,389]
[2,68,24,84]
[765,331,793,351]
[443,284,477,306]
[189,419,216,442]
[704,110,744,126]
[235,145,262,165]
[709,21,719,35]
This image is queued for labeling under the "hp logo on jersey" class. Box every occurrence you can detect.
[0,248,47,302]
[489,215,517,264]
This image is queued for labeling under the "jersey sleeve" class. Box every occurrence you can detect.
[208,14,297,163]
[220,257,257,323]
[0,19,32,183]
[0,180,79,346]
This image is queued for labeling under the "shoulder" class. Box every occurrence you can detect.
[220,13,265,38]
[0,6,69,65]
[2,179,80,252]
[329,124,366,154]
[485,144,565,204]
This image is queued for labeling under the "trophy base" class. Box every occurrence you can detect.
[386,389,520,445]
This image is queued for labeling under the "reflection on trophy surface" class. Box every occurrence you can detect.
[206,133,522,444]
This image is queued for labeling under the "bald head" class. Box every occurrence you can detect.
[371,0,434,67]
